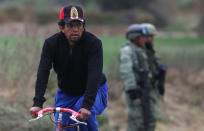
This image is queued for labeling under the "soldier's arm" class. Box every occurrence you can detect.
[119,46,139,91]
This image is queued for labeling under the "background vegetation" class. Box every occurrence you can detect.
[0,0,204,131]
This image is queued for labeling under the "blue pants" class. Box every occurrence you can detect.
[54,83,108,131]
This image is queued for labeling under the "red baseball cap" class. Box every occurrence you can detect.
[59,5,85,24]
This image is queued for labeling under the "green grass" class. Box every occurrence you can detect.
[163,24,188,32]
[155,37,204,46]
[154,37,204,58]
[154,37,204,69]
[0,36,16,53]
[100,35,127,72]
[1,35,204,72]
[100,35,204,72]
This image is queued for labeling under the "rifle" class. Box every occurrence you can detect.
[138,68,151,131]
[156,65,167,96]
[145,41,167,96]
[128,43,151,130]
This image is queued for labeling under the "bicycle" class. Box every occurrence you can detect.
[29,107,87,131]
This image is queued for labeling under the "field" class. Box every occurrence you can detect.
[0,25,204,130]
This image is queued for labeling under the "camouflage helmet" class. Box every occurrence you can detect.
[126,24,147,40]
[141,23,157,36]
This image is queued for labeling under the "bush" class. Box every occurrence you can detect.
[0,6,23,22]
[96,0,155,11]
[0,31,58,130]
[86,11,117,25]
[0,98,54,131]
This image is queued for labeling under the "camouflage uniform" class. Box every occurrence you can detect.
[146,49,162,101]
[120,42,156,131]
[146,48,161,126]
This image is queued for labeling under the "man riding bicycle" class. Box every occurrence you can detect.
[29,4,108,131]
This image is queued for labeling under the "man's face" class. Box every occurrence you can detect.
[145,35,154,43]
[138,35,146,47]
[61,20,84,43]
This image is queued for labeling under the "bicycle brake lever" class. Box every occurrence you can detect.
[70,115,87,125]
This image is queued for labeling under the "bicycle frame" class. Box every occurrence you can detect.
[29,107,87,131]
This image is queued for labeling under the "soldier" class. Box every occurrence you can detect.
[141,23,167,100]
[120,24,156,131]
[141,23,167,130]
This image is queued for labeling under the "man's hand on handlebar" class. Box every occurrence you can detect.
[29,106,42,118]
[78,108,91,120]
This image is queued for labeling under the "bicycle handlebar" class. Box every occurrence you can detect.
[29,107,87,125]
[36,107,80,118]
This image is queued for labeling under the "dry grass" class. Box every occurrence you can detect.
[157,70,204,131]
[105,64,204,131]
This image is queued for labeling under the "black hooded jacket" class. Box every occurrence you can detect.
[33,31,106,110]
